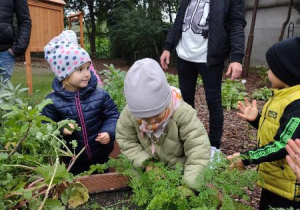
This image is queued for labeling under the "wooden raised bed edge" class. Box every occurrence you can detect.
[74,172,129,194]
[74,142,129,194]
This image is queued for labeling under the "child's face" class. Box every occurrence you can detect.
[140,108,167,125]
[64,62,91,92]
[267,69,289,89]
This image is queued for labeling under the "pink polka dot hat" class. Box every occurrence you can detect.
[44,37,91,81]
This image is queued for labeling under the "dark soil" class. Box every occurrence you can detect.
[19,57,268,210]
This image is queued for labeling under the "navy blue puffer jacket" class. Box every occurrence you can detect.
[42,71,119,173]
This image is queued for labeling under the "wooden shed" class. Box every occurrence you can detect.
[26,0,66,94]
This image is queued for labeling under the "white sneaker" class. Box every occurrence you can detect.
[210,146,221,169]
[210,146,220,159]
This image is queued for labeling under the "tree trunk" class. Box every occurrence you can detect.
[278,0,294,42]
[87,0,96,55]
[168,0,173,23]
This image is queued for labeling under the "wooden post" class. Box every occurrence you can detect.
[27,0,66,95]
[79,12,84,48]
[243,0,259,78]
[67,12,84,48]
[25,47,33,95]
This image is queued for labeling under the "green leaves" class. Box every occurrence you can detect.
[0,82,88,209]
[109,154,258,209]
[76,163,108,176]
[101,64,126,111]
[252,86,272,101]
[61,182,89,209]
[35,164,73,185]
[222,79,247,110]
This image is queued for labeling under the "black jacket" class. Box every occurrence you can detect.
[164,0,246,69]
[0,0,31,56]
[242,99,300,166]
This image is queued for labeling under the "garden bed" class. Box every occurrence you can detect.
[14,58,267,209]
[79,61,265,209]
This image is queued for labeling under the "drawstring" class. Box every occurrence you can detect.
[75,92,93,162]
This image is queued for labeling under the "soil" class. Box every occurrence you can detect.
[18,57,268,210]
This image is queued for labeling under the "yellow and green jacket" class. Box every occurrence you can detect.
[241,85,300,201]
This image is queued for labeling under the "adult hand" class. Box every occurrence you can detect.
[63,123,75,135]
[286,139,300,181]
[237,98,258,121]
[160,50,171,70]
[8,48,15,56]
[227,153,245,169]
[95,132,110,144]
[226,62,242,81]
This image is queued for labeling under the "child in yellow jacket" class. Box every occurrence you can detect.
[228,36,300,210]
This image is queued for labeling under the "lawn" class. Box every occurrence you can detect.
[10,65,54,104]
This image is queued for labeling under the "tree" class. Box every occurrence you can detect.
[278,0,294,41]
[64,0,112,55]
[109,0,172,63]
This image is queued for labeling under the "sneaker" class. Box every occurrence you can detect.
[210,146,222,169]
[210,146,221,161]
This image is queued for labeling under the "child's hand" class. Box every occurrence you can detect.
[286,139,300,181]
[63,123,75,135]
[237,98,258,121]
[95,132,110,144]
[227,153,245,169]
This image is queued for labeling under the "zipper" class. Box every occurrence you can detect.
[75,92,93,162]
[259,92,274,133]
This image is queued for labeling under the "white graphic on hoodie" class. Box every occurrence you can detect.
[176,0,210,62]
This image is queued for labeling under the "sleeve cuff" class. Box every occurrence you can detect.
[247,114,260,129]
[230,53,244,64]
[240,152,251,166]
[163,43,174,52]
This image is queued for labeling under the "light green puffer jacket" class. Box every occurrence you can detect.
[116,101,210,189]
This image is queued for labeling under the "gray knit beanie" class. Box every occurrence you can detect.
[124,58,171,118]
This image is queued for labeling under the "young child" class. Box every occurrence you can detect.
[56,30,103,87]
[116,58,210,190]
[42,36,119,175]
[227,36,300,209]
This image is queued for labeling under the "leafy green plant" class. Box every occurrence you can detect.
[165,73,179,88]
[101,64,126,112]
[252,87,272,101]
[0,80,28,105]
[0,83,89,209]
[255,65,269,87]
[165,73,202,88]
[222,79,247,110]
[109,154,258,209]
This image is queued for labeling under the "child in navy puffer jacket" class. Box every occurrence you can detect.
[42,36,119,175]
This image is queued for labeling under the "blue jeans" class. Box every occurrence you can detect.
[177,57,223,148]
[0,50,15,82]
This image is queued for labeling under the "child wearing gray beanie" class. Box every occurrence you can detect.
[227,36,300,209]
[116,58,210,190]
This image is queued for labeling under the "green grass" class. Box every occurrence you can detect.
[10,65,54,105]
